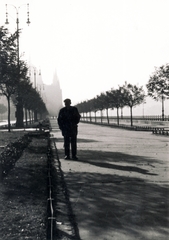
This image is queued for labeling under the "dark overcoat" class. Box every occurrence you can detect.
[58,106,81,136]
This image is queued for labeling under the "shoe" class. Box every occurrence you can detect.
[72,156,78,160]
[64,156,70,160]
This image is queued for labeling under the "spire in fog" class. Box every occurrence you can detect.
[53,69,60,86]
[41,69,63,116]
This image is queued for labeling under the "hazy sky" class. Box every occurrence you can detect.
[0,0,169,107]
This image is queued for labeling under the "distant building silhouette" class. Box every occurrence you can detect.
[37,69,63,116]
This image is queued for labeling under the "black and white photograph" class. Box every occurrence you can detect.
[0,0,169,239]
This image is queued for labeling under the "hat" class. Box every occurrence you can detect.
[64,98,71,103]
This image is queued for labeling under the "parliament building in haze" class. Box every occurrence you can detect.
[37,70,63,117]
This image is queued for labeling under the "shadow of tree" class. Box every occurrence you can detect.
[57,147,160,176]
[77,150,159,175]
[56,137,98,143]
[79,145,162,162]
[62,171,169,239]
[56,146,169,239]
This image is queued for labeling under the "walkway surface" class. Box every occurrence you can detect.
[50,119,169,240]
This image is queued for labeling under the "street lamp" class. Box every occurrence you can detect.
[5,4,30,67]
[5,3,30,128]
[37,69,45,94]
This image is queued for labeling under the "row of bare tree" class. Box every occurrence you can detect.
[76,65,169,126]
[0,26,48,131]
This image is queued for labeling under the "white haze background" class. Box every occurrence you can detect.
[0,0,169,115]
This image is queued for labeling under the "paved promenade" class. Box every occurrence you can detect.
[50,119,169,240]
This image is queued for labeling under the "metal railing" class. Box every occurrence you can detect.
[47,143,56,240]
[80,115,169,122]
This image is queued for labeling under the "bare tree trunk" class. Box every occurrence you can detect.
[100,110,103,124]
[85,112,88,121]
[15,97,24,128]
[130,106,133,126]
[29,110,31,124]
[121,107,123,119]
[117,107,119,126]
[89,111,91,122]
[25,108,28,126]
[95,112,96,123]
[7,96,11,132]
[106,108,109,124]
[31,111,34,122]
[34,110,38,122]
[162,95,164,121]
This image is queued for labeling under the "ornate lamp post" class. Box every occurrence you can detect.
[5,4,30,127]
[5,4,30,66]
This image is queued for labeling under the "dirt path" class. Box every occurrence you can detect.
[50,120,169,240]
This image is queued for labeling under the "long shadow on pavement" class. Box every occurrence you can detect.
[78,149,159,176]
[56,137,98,143]
[56,146,169,239]
[64,171,169,239]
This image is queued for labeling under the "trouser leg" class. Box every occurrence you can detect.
[71,134,77,157]
[64,135,70,157]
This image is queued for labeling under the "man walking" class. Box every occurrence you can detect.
[57,98,81,160]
